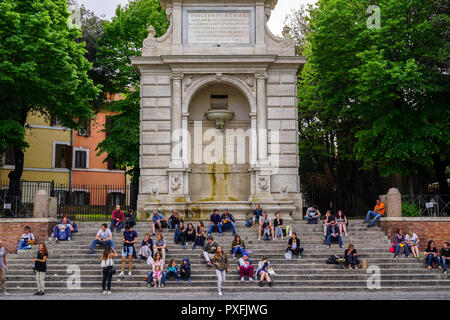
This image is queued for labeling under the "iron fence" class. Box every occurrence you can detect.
[402,194,450,217]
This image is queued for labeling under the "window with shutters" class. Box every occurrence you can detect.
[73,191,90,205]
[54,144,72,168]
[74,150,87,168]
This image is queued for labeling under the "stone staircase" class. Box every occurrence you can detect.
[5,220,450,294]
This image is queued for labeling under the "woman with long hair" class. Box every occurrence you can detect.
[344,243,359,269]
[256,256,272,287]
[231,235,246,259]
[424,240,441,270]
[174,222,186,246]
[405,230,420,258]
[335,210,348,236]
[101,245,118,294]
[183,223,196,249]
[32,243,48,296]
[393,229,410,258]
[212,246,229,296]
[193,221,206,249]
[147,251,166,288]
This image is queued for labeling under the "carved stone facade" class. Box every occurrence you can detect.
[132,0,305,220]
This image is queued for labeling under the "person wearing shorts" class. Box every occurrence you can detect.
[118,225,137,277]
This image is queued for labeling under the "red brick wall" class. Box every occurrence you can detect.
[380,219,450,249]
[0,220,57,253]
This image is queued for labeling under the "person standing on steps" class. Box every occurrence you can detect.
[208,209,223,237]
[364,198,385,228]
[213,246,229,296]
[252,204,263,228]
[88,223,115,254]
[0,240,10,296]
[202,236,218,267]
[32,243,48,296]
[287,232,303,259]
[100,245,118,295]
[110,205,124,232]
[118,225,138,277]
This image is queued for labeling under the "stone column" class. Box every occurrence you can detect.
[256,72,268,165]
[33,189,49,218]
[386,188,402,217]
[170,72,183,169]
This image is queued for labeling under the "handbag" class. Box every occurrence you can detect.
[110,267,116,275]
[284,251,292,260]
[267,268,276,276]
[389,243,395,253]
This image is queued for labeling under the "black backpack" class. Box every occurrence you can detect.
[326,255,339,264]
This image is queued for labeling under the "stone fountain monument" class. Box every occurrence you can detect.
[131,0,305,221]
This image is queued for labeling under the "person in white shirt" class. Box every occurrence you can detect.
[405,230,420,258]
[88,224,115,254]
[100,245,118,294]
[17,226,35,250]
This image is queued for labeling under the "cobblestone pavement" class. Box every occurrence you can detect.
[1,291,449,300]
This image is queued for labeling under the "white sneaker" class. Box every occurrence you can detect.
[218,291,223,296]
[240,277,244,282]
[68,237,71,241]
[258,238,261,241]
[128,271,132,276]
[54,238,58,242]
[249,278,253,282]
[107,291,111,295]
[3,291,10,296]
[103,290,107,295]
[118,271,124,277]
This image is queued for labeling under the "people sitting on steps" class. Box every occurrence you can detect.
[153,233,167,261]
[364,198,385,228]
[344,243,359,269]
[152,210,168,235]
[237,253,254,282]
[166,259,179,281]
[220,209,236,236]
[393,228,410,258]
[256,256,273,287]
[424,240,441,270]
[168,210,183,231]
[183,223,196,250]
[335,210,348,237]
[202,236,218,267]
[59,215,78,233]
[147,251,166,288]
[231,235,246,259]
[405,230,420,259]
[53,216,73,242]
[138,233,153,261]
[440,242,449,275]
[258,212,275,241]
[17,226,35,251]
[287,232,303,259]
[326,220,343,248]
[273,213,284,240]
[322,210,335,243]
[193,221,206,250]
[88,223,115,254]
[110,205,124,233]
[305,205,321,224]
[252,204,263,228]
[118,224,138,277]
[174,222,186,246]
[208,209,223,236]
[125,209,136,228]
[180,257,192,282]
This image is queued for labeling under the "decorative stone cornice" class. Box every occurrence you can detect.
[170,72,184,81]
[255,72,268,80]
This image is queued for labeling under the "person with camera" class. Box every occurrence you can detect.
[17,226,35,250]
[100,245,118,294]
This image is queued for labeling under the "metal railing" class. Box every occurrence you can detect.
[402,194,450,217]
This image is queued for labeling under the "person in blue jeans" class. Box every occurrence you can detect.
[326,221,343,248]
[364,199,385,228]
[440,242,449,275]
[424,240,441,270]
[17,226,35,250]
[208,209,222,236]
[53,216,73,242]
[393,229,410,258]
[88,224,115,254]
[231,235,246,258]
[220,210,236,236]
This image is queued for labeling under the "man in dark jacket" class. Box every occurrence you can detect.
[326,220,343,248]
[220,210,236,236]
[208,209,222,236]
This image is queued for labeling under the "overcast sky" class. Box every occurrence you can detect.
[77,0,316,36]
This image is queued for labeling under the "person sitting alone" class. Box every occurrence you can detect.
[88,224,115,254]
[287,232,303,259]
[326,220,343,248]
[220,210,236,236]
[59,215,78,233]
[17,226,35,250]
[364,198,385,228]
[305,205,321,224]
[258,212,275,241]
[208,209,222,237]
[53,216,73,242]
[344,243,359,269]
[237,253,254,282]
[110,205,124,233]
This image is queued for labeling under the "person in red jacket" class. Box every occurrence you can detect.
[110,205,124,232]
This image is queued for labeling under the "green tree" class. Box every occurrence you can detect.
[0,0,100,196]
[95,0,169,184]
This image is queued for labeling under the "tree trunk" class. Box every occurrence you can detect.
[431,155,449,195]
[7,146,24,197]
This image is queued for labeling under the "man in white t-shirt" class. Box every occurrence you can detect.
[17,226,35,250]
[0,240,10,296]
[88,223,115,254]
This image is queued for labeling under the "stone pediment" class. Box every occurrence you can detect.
[142,0,295,57]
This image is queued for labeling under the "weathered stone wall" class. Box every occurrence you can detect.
[0,218,58,253]
[379,217,450,249]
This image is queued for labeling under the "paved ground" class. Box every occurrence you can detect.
[1,291,449,300]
